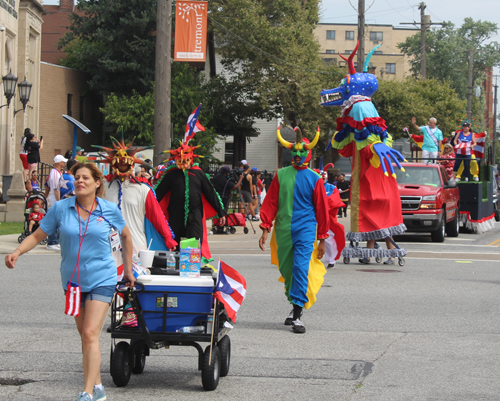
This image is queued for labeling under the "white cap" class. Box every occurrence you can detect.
[54,155,68,164]
[241,159,248,165]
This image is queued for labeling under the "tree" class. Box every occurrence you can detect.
[398,18,500,102]
[208,0,343,140]
[373,78,467,139]
[58,0,157,96]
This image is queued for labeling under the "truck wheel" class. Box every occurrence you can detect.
[431,212,445,242]
[495,208,500,222]
[446,209,459,237]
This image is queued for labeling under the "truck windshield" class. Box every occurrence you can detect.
[395,167,441,187]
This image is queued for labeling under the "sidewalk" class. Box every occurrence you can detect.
[0,234,58,255]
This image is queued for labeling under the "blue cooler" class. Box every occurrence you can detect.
[136,275,214,332]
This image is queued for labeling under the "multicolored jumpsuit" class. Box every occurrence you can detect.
[260,165,329,309]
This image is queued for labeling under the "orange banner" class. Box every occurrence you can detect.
[174,1,208,62]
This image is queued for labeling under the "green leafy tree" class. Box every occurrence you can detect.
[208,0,343,141]
[58,0,157,96]
[373,78,467,139]
[397,18,500,103]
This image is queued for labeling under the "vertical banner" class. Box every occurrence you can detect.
[174,1,208,62]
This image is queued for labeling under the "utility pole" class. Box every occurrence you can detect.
[154,0,172,166]
[400,2,444,79]
[357,0,365,73]
[493,80,498,163]
[467,47,474,119]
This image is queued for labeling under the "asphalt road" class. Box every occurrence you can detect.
[1,219,500,400]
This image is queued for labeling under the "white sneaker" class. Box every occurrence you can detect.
[473,177,479,181]
[291,318,306,333]
[46,244,61,251]
[464,177,469,182]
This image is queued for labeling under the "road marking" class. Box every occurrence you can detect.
[487,238,500,246]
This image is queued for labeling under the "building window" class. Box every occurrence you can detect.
[67,94,73,116]
[344,50,352,55]
[326,49,335,54]
[370,31,383,41]
[374,51,383,55]
[326,30,335,40]
[225,142,234,164]
[323,58,337,66]
[345,31,355,40]
[386,63,396,74]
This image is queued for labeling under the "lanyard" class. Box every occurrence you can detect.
[77,198,116,230]
[69,198,96,286]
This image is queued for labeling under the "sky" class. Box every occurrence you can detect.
[319,0,500,41]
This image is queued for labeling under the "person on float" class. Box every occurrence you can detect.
[451,121,477,182]
[320,42,407,265]
[259,126,329,334]
[411,116,443,164]
[94,137,177,256]
[156,107,226,262]
[5,162,135,401]
[438,143,456,180]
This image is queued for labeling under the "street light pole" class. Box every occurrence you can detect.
[493,81,498,163]
[357,0,365,73]
[154,0,172,166]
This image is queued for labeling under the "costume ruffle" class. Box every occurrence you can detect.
[341,246,408,258]
[346,223,407,241]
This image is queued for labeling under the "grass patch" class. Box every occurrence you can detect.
[0,222,24,235]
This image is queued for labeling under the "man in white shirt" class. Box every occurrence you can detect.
[45,154,67,250]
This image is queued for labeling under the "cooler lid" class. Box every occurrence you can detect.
[137,275,214,287]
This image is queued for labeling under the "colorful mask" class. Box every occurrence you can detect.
[94,137,152,181]
[277,126,320,167]
[159,142,204,171]
[320,42,381,107]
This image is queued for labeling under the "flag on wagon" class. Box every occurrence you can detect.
[214,261,246,322]
[472,131,486,159]
[65,281,81,317]
[183,104,205,144]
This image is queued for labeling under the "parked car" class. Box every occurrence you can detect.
[394,163,460,242]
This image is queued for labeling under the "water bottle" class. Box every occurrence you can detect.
[167,253,176,270]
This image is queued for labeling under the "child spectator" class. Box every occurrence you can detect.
[28,202,44,234]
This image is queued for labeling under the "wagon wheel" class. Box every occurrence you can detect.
[130,341,147,374]
[398,257,405,267]
[343,257,350,264]
[230,227,236,234]
[375,257,382,263]
[110,341,131,387]
[218,336,231,377]
[201,345,221,391]
[243,227,249,234]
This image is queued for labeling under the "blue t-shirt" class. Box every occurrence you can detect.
[419,126,443,152]
[59,173,75,199]
[40,197,126,292]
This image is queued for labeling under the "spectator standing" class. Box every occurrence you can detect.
[60,159,78,199]
[45,154,68,251]
[25,132,43,180]
[253,168,265,215]
[5,162,135,401]
[412,116,443,164]
[213,166,243,209]
[336,174,350,218]
[239,164,258,220]
[19,128,31,182]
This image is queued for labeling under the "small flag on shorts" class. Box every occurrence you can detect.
[65,281,81,317]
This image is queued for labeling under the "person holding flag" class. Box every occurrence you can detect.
[156,104,226,262]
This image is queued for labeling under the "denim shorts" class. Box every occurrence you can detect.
[64,285,116,307]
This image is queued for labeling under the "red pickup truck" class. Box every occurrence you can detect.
[395,162,460,242]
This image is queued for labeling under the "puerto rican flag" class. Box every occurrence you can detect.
[214,261,246,322]
[472,131,486,159]
[65,281,81,317]
[183,104,205,144]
